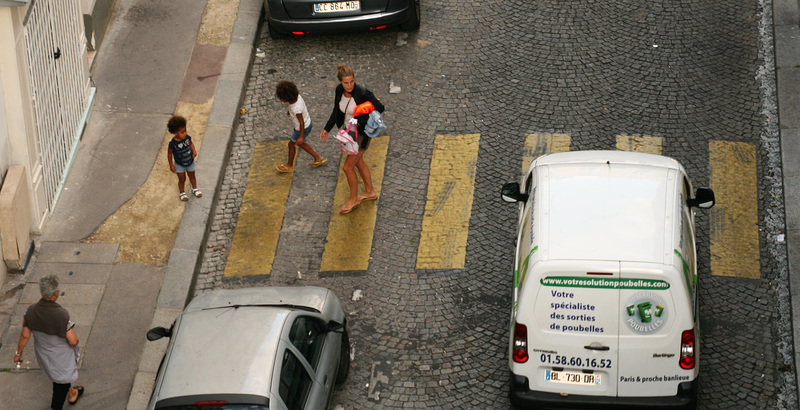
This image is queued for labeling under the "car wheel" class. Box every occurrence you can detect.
[335,328,351,385]
[268,21,286,39]
[400,0,420,32]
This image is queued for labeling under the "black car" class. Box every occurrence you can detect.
[264,0,420,38]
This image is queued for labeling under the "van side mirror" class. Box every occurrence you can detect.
[147,326,172,341]
[501,182,528,203]
[688,187,715,209]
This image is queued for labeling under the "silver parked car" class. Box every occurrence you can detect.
[146,287,350,410]
[264,0,420,39]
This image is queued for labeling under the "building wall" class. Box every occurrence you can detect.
[0,51,12,177]
[0,5,46,234]
[0,47,10,284]
[0,5,39,284]
[0,1,92,281]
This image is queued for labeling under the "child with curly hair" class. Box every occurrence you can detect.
[167,115,201,201]
[275,80,326,172]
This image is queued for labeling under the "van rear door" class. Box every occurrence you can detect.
[617,262,692,396]
[528,261,620,397]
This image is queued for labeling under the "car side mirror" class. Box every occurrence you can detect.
[327,320,345,333]
[687,187,715,209]
[501,182,528,203]
[147,326,172,341]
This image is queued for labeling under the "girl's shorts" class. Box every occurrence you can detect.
[174,162,196,173]
[291,124,313,142]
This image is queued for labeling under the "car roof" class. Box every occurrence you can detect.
[535,151,681,263]
[157,287,332,402]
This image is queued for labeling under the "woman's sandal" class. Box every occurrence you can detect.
[68,386,84,405]
[358,193,378,202]
[276,164,294,173]
[339,201,361,214]
[179,192,189,202]
[311,158,328,168]
[192,188,203,198]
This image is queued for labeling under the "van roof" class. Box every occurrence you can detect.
[534,151,682,264]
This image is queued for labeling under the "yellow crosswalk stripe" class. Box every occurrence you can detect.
[616,135,663,154]
[523,133,571,177]
[416,134,480,270]
[709,141,760,278]
[320,136,390,272]
[224,141,291,277]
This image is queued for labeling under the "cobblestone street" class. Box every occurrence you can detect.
[195,0,794,408]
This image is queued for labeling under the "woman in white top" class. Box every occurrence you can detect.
[320,64,385,214]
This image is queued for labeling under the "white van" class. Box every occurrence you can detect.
[501,151,715,409]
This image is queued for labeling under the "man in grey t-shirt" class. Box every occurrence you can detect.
[14,275,84,409]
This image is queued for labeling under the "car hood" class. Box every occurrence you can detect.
[157,306,290,401]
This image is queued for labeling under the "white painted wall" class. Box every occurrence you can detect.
[0,45,12,176]
[0,4,49,278]
[0,51,9,284]
[0,5,44,233]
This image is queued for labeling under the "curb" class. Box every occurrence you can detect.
[126,1,263,408]
[774,0,800,399]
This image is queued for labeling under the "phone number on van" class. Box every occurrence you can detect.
[540,354,612,369]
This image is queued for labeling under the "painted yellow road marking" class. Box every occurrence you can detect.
[224,141,291,277]
[320,136,390,272]
[416,134,481,270]
[616,135,663,154]
[709,141,760,278]
[523,133,571,177]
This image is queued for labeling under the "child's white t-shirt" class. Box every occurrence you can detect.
[288,95,312,131]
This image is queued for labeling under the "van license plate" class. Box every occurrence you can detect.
[545,370,601,386]
[314,1,360,13]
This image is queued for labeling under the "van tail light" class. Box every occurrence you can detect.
[679,329,695,369]
[513,323,529,363]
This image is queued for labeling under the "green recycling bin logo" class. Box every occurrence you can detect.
[623,292,668,334]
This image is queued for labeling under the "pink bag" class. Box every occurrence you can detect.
[334,118,359,155]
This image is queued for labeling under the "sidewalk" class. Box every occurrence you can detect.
[0,0,262,408]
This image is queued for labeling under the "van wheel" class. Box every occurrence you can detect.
[335,328,351,385]
[400,0,420,32]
